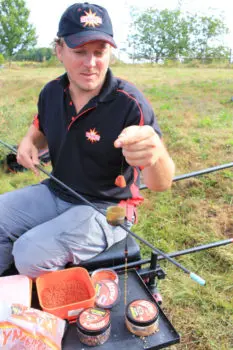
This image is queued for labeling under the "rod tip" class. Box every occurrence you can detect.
[190,272,206,286]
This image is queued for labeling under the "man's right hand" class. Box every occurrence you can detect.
[17,137,40,176]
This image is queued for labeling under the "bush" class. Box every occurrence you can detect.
[0,53,5,65]
[163,59,182,67]
[41,55,62,67]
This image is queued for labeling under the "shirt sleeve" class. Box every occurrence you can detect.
[32,90,45,134]
[139,101,162,137]
[121,86,162,138]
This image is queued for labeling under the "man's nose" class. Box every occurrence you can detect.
[84,53,96,67]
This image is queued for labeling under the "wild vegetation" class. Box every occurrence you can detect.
[0,63,233,349]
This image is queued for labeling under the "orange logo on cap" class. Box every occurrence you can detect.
[80,9,102,27]
[86,128,101,143]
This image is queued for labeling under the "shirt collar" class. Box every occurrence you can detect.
[58,73,69,89]
[57,68,118,103]
[97,69,118,102]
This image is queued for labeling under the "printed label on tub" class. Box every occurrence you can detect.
[94,279,120,308]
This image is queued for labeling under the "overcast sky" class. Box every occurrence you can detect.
[25,0,233,53]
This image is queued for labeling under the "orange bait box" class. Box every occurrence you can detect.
[76,307,111,346]
[125,299,159,337]
[36,267,95,322]
[94,279,120,309]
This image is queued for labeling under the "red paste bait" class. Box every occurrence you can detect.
[115,175,126,188]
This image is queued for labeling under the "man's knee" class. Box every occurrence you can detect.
[13,237,36,277]
[0,195,30,240]
[0,201,11,227]
[13,236,65,278]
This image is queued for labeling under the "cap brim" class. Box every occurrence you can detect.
[64,31,117,49]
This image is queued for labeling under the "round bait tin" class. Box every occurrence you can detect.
[76,307,111,346]
[91,268,119,285]
[125,299,159,337]
[94,279,120,309]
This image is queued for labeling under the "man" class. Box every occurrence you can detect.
[0,3,175,278]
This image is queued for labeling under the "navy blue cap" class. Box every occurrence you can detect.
[57,3,117,48]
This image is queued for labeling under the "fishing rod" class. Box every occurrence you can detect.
[140,162,233,190]
[158,237,233,260]
[113,238,233,270]
[0,139,206,286]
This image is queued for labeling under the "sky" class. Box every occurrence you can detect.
[25,0,233,58]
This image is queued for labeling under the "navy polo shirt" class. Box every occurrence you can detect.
[34,69,161,208]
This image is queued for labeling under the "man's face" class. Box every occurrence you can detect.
[56,40,111,93]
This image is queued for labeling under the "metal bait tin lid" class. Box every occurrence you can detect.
[91,268,119,285]
[77,307,111,336]
[126,299,159,327]
[94,279,120,309]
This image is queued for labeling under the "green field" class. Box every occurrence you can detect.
[0,63,233,349]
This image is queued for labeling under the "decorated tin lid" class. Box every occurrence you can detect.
[91,268,119,285]
[94,279,120,309]
[77,307,111,336]
[126,299,159,327]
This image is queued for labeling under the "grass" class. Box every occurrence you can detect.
[0,63,233,349]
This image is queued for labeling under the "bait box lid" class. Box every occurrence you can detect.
[62,269,180,349]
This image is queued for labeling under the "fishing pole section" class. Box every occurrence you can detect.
[110,238,233,272]
[140,162,233,190]
[0,139,206,286]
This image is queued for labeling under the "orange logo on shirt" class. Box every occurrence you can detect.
[86,128,101,143]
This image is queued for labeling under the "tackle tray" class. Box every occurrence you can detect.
[62,269,180,349]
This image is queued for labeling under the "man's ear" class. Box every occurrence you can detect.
[110,50,117,65]
[56,44,63,62]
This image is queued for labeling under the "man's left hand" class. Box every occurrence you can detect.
[114,125,164,168]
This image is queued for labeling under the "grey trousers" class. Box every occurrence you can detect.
[0,184,127,278]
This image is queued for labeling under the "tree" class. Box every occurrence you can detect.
[128,8,190,63]
[128,7,230,63]
[0,0,37,58]
[13,47,53,62]
[187,13,229,61]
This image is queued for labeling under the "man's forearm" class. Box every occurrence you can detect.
[142,149,175,191]
[24,124,48,150]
